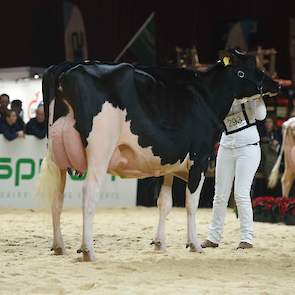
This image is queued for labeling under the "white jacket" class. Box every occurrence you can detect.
[220,98,267,148]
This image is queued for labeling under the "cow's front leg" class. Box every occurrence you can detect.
[185,173,205,253]
[77,179,99,262]
[51,170,66,255]
[152,175,173,251]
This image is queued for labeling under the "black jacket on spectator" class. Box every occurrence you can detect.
[260,128,282,145]
[26,118,46,139]
[17,116,25,130]
[0,110,6,120]
[0,120,23,141]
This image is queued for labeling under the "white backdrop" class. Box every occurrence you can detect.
[0,135,137,208]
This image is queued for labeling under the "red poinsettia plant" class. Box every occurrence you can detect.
[284,198,295,225]
[252,196,275,210]
[252,196,295,225]
[252,196,277,223]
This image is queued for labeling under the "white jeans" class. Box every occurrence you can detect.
[208,144,261,244]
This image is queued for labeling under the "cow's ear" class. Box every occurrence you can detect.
[222,56,231,66]
[220,48,242,66]
[219,50,233,66]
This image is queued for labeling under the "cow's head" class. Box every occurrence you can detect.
[220,48,279,100]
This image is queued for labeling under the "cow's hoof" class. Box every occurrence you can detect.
[51,246,66,255]
[77,247,96,262]
[82,252,96,262]
[151,240,165,251]
[186,242,203,253]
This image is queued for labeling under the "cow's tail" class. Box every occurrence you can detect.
[35,150,62,203]
[268,127,286,188]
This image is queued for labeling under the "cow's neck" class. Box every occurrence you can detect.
[198,66,234,122]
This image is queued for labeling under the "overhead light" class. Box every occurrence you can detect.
[33,74,40,79]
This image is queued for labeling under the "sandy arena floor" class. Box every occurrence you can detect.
[0,207,294,295]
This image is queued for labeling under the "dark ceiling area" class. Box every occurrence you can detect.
[0,0,295,78]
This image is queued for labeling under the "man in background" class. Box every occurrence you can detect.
[0,93,10,121]
[11,99,25,130]
[25,104,46,139]
[11,99,24,119]
[259,117,281,179]
[0,110,25,140]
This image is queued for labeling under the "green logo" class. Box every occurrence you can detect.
[15,158,35,186]
[0,157,35,186]
[0,158,12,179]
[69,173,86,181]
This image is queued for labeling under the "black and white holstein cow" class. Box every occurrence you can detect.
[37,49,279,261]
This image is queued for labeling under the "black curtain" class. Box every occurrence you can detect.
[0,0,294,75]
[0,1,64,67]
[74,0,295,78]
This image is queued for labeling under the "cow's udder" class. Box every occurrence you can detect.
[50,116,87,173]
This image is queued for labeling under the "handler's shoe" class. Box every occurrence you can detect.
[201,239,219,248]
[237,242,253,249]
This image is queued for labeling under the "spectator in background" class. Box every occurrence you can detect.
[289,107,295,118]
[0,93,10,121]
[26,105,46,139]
[11,99,24,119]
[259,117,281,179]
[260,117,281,152]
[0,110,25,140]
[11,99,25,130]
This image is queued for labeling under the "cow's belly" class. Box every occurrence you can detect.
[107,121,189,179]
[108,144,164,178]
[108,145,187,178]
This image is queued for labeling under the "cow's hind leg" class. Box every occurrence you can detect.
[51,170,67,255]
[152,175,173,251]
[78,158,115,261]
[282,170,294,198]
[77,175,105,262]
[77,104,123,261]
[185,173,205,253]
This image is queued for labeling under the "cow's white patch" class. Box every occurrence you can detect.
[49,99,55,127]
[85,102,190,180]
[48,99,56,151]
[283,117,295,130]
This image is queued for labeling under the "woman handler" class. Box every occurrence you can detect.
[202,96,267,249]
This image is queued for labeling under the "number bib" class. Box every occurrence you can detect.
[223,111,247,133]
